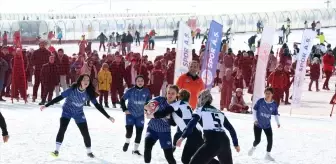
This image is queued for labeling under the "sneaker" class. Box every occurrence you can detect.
[265,153,275,161]
[51,150,59,157]
[132,150,142,156]
[87,152,95,158]
[123,143,129,152]
[248,147,256,156]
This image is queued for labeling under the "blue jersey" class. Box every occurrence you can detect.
[123,87,151,117]
[253,98,279,129]
[61,88,97,115]
[147,96,172,133]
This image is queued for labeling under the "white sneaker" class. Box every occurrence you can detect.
[265,153,275,161]
[248,147,256,156]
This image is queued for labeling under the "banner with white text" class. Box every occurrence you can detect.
[174,22,192,83]
[252,27,275,106]
[200,20,223,89]
[291,30,316,108]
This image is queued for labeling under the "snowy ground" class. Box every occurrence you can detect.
[1,28,336,164]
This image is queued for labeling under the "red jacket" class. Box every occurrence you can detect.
[125,64,149,87]
[40,62,60,86]
[268,70,289,89]
[109,61,125,88]
[323,54,335,72]
[31,48,51,73]
[223,54,234,68]
[310,63,320,80]
[55,54,70,75]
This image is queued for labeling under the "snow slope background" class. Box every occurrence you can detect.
[0,28,336,164]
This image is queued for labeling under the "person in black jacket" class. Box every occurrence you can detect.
[0,112,9,143]
[97,32,108,52]
[121,33,127,55]
[135,30,140,46]
[172,30,178,44]
[126,31,134,53]
[248,34,257,50]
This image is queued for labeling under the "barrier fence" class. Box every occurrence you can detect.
[0,8,335,44]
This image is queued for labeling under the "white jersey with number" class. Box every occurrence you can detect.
[195,105,226,132]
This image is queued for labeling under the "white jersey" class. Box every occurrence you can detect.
[194,105,226,132]
[171,100,202,131]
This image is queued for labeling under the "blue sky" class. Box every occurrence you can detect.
[0,0,333,14]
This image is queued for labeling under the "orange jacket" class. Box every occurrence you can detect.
[176,73,205,109]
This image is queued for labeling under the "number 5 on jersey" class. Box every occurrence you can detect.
[211,113,222,128]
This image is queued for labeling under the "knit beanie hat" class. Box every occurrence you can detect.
[197,89,212,108]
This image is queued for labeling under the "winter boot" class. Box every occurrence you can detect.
[112,103,117,108]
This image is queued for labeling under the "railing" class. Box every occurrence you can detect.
[0,8,335,44]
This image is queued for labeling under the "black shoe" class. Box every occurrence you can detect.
[105,102,109,108]
[51,150,59,157]
[132,150,142,156]
[87,152,95,158]
[39,101,46,105]
[113,104,117,108]
[123,143,129,152]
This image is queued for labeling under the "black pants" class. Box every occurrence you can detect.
[56,117,91,148]
[135,37,140,45]
[172,37,177,44]
[189,131,232,164]
[58,38,61,44]
[253,125,273,152]
[173,130,219,164]
[125,125,144,144]
[202,36,207,44]
[144,137,176,164]
[192,37,195,44]
[99,42,106,51]
[278,37,283,44]
[196,33,201,39]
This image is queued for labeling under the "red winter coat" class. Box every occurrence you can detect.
[31,48,51,73]
[323,54,335,72]
[220,76,233,109]
[40,63,60,86]
[125,64,149,87]
[151,69,165,96]
[223,54,234,69]
[268,70,289,89]
[110,61,125,89]
[166,62,175,84]
[55,54,70,75]
[310,63,320,80]
[11,53,27,100]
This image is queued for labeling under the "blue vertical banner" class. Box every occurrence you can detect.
[200,20,223,89]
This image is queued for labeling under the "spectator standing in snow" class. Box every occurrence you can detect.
[126,31,134,53]
[39,55,60,105]
[97,32,108,52]
[316,21,321,35]
[31,41,51,102]
[55,48,70,97]
[135,30,140,46]
[0,55,8,101]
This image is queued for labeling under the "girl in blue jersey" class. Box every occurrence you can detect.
[40,74,115,158]
[176,89,240,164]
[120,75,151,155]
[248,87,280,161]
[171,89,219,164]
[143,85,179,164]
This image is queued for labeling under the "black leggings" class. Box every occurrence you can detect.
[253,125,273,152]
[56,117,91,148]
[144,137,176,164]
[174,130,219,164]
[189,131,232,164]
[125,125,144,144]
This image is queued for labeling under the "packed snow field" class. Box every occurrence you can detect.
[1,28,336,164]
